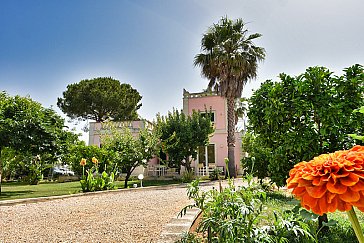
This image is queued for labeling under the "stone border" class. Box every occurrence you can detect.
[0,180,217,207]
[157,207,201,243]
[0,183,184,206]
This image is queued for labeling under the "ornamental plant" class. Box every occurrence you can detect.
[80,158,86,178]
[79,157,116,192]
[181,178,313,242]
[287,145,364,242]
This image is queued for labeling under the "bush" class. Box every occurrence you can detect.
[79,157,116,192]
[181,170,195,183]
[80,170,116,192]
[209,168,222,181]
[175,232,201,243]
[181,178,314,242]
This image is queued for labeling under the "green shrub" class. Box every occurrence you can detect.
[80,170,116,192]
[79,157,116,192]
[209,168,222,181]
[181,170,195,183]
[175,232,201,243]
[181,178,314,242]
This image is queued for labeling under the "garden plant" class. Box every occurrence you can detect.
[79,157,116,192]
[288,144,364,242]
[180,177,316,242]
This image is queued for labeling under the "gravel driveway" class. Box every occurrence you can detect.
[1,179,244,243]
[0,186,192,243]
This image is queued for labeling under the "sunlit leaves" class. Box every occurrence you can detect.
[155,110,213,171]
[247,64,364,186]
[57,77,142,122]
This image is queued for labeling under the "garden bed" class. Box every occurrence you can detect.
[180,178,364,243]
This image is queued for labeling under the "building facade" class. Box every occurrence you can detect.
[88,90,242,177]
[88,120,153,146]
[88,120,159,176]
[182,89,242,176]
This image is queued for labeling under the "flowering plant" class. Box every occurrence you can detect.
[80,158,87,166]
[80,158,86,178]
[287,145,364,242]
[91,157,98,165]
[79,157,116,192]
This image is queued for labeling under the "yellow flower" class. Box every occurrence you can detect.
[92,157,98,164]
[80,158,87,166]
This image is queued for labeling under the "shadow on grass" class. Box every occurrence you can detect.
[266,190,301,206]
[266,191,292,201]
[0,190,34,199]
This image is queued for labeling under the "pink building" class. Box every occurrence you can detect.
[183,89,242,176]
[88,90,242,177]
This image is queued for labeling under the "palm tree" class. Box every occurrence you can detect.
[194,17,265,177]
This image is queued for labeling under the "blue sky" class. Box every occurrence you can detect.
[1,0,363,142]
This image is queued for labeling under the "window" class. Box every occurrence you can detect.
[207,144,215,164]
[198,144,215,164]
[198,146,206,164]
[200,112,215,123]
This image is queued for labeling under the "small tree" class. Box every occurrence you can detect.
[155,110,214,172]
[247,64,364,186]
[0,92,79,192]
[241,132,271,180]
[57,77,142,122]
[102,125,159,188]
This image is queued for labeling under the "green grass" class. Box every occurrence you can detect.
[0,181,82,200]
[0,179,181,201]
[265,190,362,243]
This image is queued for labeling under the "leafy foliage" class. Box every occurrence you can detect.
[80,170,116,192]
[101,124,159,188]
[155,110,213,172]
[180,170,196,183]
[0,92,77,156]
[349,106,364,141]
[79,158,116,192]
[66,143,112,176]
[247,64,364,186]
[241,132,271,180]
[194,16,265,177]
[181,179,314,242]
[209,168,223,181]
[0,92,79,190]
[57,77,142,122]
[176,232,201,243]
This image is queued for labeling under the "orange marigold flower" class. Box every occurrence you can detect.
[92,157,98,164]
[287,145,364,215]
[80,158,87,166]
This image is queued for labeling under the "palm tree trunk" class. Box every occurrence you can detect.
[227,96,236,177]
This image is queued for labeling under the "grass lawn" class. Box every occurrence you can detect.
[266,191,364,243]
[0,179,181,201]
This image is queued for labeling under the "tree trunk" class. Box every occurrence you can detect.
[185,158,192,173]
[124,165,138,188]
[124,172,131,189]
[226,96,236,177]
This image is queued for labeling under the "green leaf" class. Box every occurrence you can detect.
[322,219,338,227]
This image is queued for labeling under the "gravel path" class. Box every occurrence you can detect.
[0,179,244,243]
[0,186,191,243]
